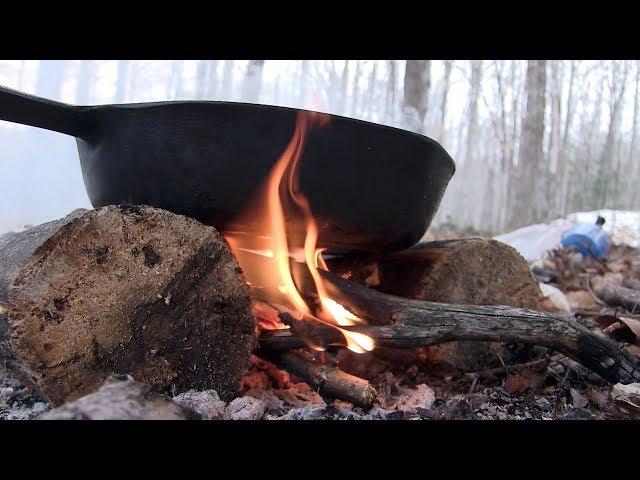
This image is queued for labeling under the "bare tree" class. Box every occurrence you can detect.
[630,63,640,207]
[350,61,362,115]
[596,61,629,207]
[385,60,396,122]
[402,60,431,132]
[558,60,577,215]
[242,60,265,103]
[115,60,130,102]
[438,60,453,142]
[222,60,234,99]
[340,61,350,114]
[35,60,67,100]
[546,61,563,217]
[75,61,93,104]
[510,60,547,229]
[206,61,219,98]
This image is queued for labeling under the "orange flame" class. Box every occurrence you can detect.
[224,111,374,353]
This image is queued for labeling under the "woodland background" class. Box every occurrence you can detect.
[1,60,638,235]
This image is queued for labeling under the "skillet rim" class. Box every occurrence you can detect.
[78,99,457,177]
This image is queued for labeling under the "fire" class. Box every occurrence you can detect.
[224,111,374,354]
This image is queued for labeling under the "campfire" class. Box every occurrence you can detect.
[224,112,374,354]
[2,105,640,420]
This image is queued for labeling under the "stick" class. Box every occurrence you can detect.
[262,349,377,408]
[591,277,640,314]
[259,269,640,385]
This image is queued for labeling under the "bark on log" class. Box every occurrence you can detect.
[40,374,196,420]
[329,238,542,370]
[262,349,377,408]
[260,270,640,384]
[592,277,640,314]
[0,205,256,405]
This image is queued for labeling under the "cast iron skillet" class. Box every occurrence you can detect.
[0,84,455,253]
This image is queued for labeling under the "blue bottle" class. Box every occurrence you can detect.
[561,216,611,260]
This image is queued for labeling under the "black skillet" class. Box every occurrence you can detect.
[0,84,455,252]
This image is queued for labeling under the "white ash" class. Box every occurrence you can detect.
[172,389,226,420]
[0,365,51,420]
[224,396,267,420]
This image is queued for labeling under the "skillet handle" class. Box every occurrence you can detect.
[0,84,87,138]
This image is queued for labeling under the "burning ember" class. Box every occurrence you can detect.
[224,112,374,354]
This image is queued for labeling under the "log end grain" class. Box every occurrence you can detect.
[7,205,256,405]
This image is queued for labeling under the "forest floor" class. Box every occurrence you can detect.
[2,238,640,420]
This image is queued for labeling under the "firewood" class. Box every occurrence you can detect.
[0,205,256,405]
[40,374,197,420]
[259,270,640,385]
[329,238,543,370]
[591,276,640,314]
[262,349,377,408]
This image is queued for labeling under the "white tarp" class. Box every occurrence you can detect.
[493,209,640,262]
[493,219,575,262]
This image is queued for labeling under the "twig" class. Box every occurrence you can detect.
[260,349,377,408]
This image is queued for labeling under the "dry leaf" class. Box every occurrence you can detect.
[618,316,640,344]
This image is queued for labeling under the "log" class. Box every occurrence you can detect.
[592,277,640,314]
[0,205,256,405]
[40,374,196,420]
[259,270,640,384]
[329,238,543,370]
[262,349,377,408]
[329,238,542,308]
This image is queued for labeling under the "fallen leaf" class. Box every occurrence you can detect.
[539,283,571,313]
[618,316,640,344]
[566,290,600,311]
[595,315,620,330]
[389,384,436,412]
[504,369,546,394]
[570,388,588,408]
[611,383,640,408]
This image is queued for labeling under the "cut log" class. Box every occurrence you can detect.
[0,205,256,405]
[329,238,542,308]
[592,276,640,314]
[259,270,640,384]
[40,374,196,420]
[329,238,543,370]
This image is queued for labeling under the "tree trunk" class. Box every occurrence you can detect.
[340,60,350,115]
[385,60,396,122]
[350,61,362,115]
[35,60,67,100]
[559,60,577,216]
[0,206,256,405]
[195,60,210,98]
[547,61,563,218]
[509,60,547,229]
[242,60,265,103]
[438,60,453,143]
[75,60,92,104]
[402,60,431,133]
[597,61,629,208]
[115,60,130,102]
[460,61,483,228]
[222,60,234,99]
[205,60,219,98]
[630,63,640,208]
